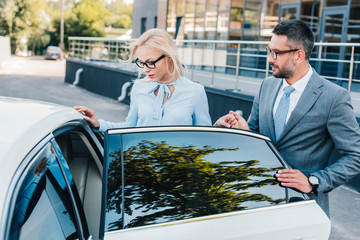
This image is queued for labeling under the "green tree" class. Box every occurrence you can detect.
[106,14,131,29]
[51,0,110,50]
[105,0,132,29]
[0,0,51,54]
[106,140,284,230]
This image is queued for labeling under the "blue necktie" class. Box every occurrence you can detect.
[274,85,295,141]
[149,82,173,120]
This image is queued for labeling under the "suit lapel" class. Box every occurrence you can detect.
[277,72,323,143]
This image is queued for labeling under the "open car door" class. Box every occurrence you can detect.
[101,126,330,240]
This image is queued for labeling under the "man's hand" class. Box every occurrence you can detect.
[228,110,250,130]
[214,113,235,128]
[275,169,313,193]
[214,110,250,130]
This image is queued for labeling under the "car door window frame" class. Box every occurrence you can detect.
[51,138,90,239]
[53,122,105,240]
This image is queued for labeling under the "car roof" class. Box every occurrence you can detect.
[0,97,83,217]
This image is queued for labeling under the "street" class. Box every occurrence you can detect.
[1,56,359,239]
[0,56,129,123]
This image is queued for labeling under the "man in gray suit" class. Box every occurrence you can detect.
[215,19,360,216]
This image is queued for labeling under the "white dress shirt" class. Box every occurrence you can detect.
[273,67,313,123]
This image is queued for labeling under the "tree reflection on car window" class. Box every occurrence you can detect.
[105,136,284,231]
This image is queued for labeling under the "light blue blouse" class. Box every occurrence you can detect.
[98,77,212,131]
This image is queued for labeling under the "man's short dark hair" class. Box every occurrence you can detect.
[273,19,314,60]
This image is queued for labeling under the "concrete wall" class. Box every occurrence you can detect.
[0,36,11,62]
[65,60,138,105]
[156,0,168,30]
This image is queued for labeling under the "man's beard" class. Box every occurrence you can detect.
[271,64,295,79]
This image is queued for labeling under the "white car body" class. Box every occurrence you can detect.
[0,96,331,240]
[104,202,329,240]
[0,97,82,217]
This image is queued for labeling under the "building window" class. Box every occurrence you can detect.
[154,16,157,28]
[186,0,196,14]
[175,17,184,39]
[196,0,206,13]
[141,17,147,34]
[177,0,186,15]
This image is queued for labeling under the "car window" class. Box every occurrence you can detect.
[103,129,288,232]
[8,143,83,240]
[47,46,61,52]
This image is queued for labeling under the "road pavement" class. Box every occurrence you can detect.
[0,56,129,122]
[1,56,359,239]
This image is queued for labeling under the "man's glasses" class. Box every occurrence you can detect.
[135,54,166,69]
[266,47,299,60]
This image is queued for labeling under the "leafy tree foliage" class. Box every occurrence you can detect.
[0,0,51,54]
[51,0,110,49]
[106,140,284,230]
[105,0,132,29]
[106,14,131,29]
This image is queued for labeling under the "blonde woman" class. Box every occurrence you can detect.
[75,28,211,131]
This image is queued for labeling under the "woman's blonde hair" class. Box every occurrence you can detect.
[128,28,184,81]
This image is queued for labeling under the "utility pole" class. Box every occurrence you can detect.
[60,0,64,49]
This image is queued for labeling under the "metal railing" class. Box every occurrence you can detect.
[68,36,360,93]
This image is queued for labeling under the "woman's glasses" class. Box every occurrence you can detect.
[135,54,166,69]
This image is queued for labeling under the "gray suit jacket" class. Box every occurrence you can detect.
[248,70,360,216]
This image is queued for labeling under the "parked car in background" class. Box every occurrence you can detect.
[0,96,331,240]
[44,46,64,60]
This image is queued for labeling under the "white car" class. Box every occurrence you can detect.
[0,96,330,240]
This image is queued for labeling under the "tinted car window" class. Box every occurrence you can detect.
[104,130,287,231]
[9,143,81,240]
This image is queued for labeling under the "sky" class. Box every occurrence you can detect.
[46,0,133,5]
